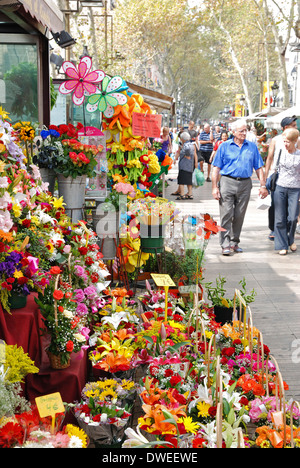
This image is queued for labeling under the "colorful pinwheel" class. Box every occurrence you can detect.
[86,75,128,118]
[59,56,105,106]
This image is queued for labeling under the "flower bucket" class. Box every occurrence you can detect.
[8,293,27,310]
[139,223,166,253]
[213,305,233,326]
[47,350,71,370]
[57,174,86,223]
[39,167,56,194]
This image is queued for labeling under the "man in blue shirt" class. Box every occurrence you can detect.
[199,123,214,181]
[211,119,268,255]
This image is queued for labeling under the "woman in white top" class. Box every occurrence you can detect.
[273,128,300,255]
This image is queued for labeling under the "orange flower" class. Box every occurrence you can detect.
[97,351,131,372]
[0,230,13,242]
[53,289,64,300]
[141,404,186,435]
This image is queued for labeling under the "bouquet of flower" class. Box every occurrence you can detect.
[81,378,136,407]
[0,248,48,312]
[129,197,179,227]
[35,271,90,366]
[32,126,62,170]
[73,399,131,446]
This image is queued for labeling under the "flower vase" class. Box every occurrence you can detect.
[39,167,56,194]
[8,293,27,310]
[92,209,120,259]
[57,174,87,223]
[139,222,166,253]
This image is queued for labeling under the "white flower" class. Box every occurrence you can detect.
[63,309,74,319]
[122,426,151,448]
[0,176,9,188]
[68,435,83,448]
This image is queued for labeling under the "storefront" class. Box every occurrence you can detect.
[0,0,64,125]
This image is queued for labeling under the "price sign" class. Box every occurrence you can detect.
[35,392,65,432]
[151,274,175,321]
[132,112,162,138]
[150,274,175,288]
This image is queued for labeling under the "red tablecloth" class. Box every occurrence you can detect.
[0,294,88,405]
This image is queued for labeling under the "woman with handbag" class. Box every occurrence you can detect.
[176,132,198,200]
[273,128,300,255]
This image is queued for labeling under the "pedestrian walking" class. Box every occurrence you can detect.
[265,116,299,241]
[271,128,300,255]
[199,123,214,181]
[176,131,198,200]
[209,130,228,163]
[211,119,268,256]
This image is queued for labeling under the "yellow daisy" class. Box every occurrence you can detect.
[177,416,200,434]
[197,401,211,418]
[64,424,88,448]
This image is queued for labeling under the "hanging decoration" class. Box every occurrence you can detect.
[59,56,105,106]
[86,75,128,118]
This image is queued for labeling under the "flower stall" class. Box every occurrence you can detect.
[1,65,300,450]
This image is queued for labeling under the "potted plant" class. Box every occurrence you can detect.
[45,123,103,223]
[204,276,256,326]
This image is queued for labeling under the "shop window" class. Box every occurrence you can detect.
[0,39,38,123]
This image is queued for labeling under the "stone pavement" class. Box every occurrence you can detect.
[164,163,300,402]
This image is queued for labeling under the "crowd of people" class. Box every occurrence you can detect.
[160,115,300,257]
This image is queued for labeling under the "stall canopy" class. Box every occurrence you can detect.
[265,105,300,129]
[0,0,64,33]
[246,107,286,122]
[126,81,175,115]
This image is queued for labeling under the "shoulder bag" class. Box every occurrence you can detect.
[268,149,282,192]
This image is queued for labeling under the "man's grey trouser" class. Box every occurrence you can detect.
[218,176,252,249]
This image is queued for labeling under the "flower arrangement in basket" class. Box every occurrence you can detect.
[36,271,90,368]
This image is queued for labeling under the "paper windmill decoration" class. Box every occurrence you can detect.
[59,56,105,106]
[86,75,128,118]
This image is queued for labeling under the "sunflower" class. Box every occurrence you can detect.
[19,125,35,142]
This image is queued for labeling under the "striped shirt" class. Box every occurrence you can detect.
[199,131,214,152]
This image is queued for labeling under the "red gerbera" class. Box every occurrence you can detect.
[0,422,24,448]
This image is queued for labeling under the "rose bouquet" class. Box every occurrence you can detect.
[72,399,131,446]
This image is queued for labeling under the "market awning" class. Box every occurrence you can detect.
[246,107,286,121]
[265,105,300,129]
[0,0,64,33]
[126,81,175,115]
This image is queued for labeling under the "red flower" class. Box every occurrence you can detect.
[164,368,174,378]
[66,340,74,352]
[0,422,24,448]
[78,246,88,256]
[221,347,235,357]
[170,375,182,387]
[50,266,62,275]
[208,406,217,417]
[53,289,64,300]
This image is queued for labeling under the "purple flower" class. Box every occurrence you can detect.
[76,303,88,316]
[74,289,85,302]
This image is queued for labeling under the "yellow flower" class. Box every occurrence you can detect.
[0,160,6,172]
[52,196,66,209]
[19,125,35,142]
[12,204,22,218]
[64,424,88,448]
[177,417,200,434]
[197,401,211,418]
[13,270,24,279]
[0,106,10,120]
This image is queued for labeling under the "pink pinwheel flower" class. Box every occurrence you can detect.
[59,56,105,106]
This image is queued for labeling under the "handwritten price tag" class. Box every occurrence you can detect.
[35,392,65,431]
[150,274,175,287]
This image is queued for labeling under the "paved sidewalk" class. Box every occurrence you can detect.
[165,164,300,402]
